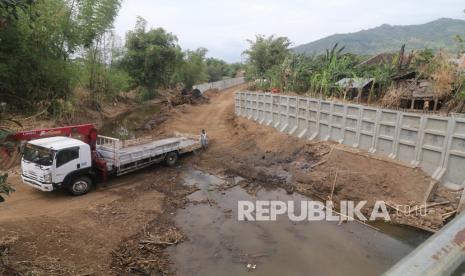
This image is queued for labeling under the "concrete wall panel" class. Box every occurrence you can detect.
[264,94,273,125]
[418,116,450,179]
[359,108,378,151]
[257,93,265,123]
[343,105,361,147]
[278,96,289,131]
[443,118,465,189]
[194,77,245,93]
[307,99,320,139]
[375,110,399,157]
[318,101,331,141]
[330,103,345,143]
[235,92,465,189]
[396,114,422,165]
[296,98,309,138]
[286,97,298,134]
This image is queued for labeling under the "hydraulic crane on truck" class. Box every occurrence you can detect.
[2,124,109,188]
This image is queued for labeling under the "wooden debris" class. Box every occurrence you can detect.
[442,210,457,220]
[310,160,327,169]
[139,240,177,246]
[330,209,380,232]
[76,272,94,276]
[458,187,465,214]
[329,170,339,201]
[407,200,450,215]
[311,145,335,169]
[426,201,450,208]
[396,221,437,233]
[385,201,408,215]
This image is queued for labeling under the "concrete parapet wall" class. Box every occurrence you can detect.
[193,77,245,94]
[235,91,465,190]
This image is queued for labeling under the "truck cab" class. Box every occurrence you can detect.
[21,136,93,195]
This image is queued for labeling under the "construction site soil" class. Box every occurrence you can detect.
[0,85,461,275]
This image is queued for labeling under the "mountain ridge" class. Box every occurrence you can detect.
[293,18,465,56]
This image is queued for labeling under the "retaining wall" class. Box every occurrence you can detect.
[193,77,245,93]
[235,91,465,190]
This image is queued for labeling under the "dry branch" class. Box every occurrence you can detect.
[329,170,338,201]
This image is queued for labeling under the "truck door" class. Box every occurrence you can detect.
[54,147,80,184]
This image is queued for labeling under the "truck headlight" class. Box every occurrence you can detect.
[44,172,52,183]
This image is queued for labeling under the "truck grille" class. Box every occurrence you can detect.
[23,170,43,182]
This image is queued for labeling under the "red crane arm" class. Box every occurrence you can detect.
[6,124,98,150]
[2,124,108,180]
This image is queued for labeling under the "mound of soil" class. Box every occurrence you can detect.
[170,89,210,106]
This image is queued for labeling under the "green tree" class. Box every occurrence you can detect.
[243,34,291,78]
[0,0,122,111]
[178,48,208,89]
[0,0,77,109]
[228,62,245,78]
[75,0,125,105]
[306,44,363,96]
[0,0,38,24]
[206,57,230,82]
[122,17,182,91]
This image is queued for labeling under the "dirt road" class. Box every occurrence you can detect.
[0,165,190,275]
[0,85,458,275]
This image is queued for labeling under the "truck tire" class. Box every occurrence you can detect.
[164,151,178,167]
[68,176,92,196]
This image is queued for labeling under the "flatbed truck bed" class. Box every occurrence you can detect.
[97,134,202,176]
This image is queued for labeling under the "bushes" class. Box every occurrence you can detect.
[177,48,209,89]
[206,58,238,82]
[0,0,123,112]
[48,99,77,121]
[136,87,157,102]
[0,173,13,202]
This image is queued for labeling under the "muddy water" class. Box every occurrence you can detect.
[168,168,429,276]
[100,104,161,138]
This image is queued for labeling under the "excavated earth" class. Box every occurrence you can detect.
[0,85,462,275]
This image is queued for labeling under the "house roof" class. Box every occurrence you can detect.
[335,78,374,89]
[391,71,416,80]
[359,53,397,67]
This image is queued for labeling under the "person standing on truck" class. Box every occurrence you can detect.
[200,129,208,149]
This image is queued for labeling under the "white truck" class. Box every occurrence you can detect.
[15,124,202,195]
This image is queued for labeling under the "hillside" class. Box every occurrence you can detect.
[294,18,465,56]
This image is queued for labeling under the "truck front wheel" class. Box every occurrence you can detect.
[164,151,178,167]
[68,176,92,196]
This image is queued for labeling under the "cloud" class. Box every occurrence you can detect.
[113,0,465,62]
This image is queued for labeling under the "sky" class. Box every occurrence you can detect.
[113,0,465,63]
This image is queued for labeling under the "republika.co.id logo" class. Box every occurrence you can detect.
[237,200,391,222]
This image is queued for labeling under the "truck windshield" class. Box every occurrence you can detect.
[23,144,54,166]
